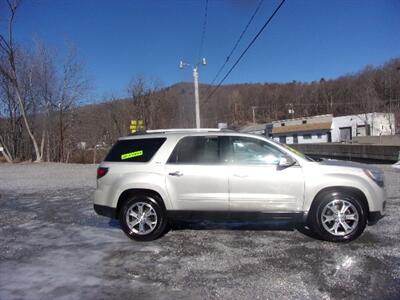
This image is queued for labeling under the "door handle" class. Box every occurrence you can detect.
[233,173,248,178]
[169,171,184,177]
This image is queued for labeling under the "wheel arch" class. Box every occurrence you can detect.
[116,188,166,219]
[308,186,369,220]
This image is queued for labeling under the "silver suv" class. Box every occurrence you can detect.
[94,129,386,242]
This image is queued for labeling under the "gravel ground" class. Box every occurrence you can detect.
[0,163,399,300]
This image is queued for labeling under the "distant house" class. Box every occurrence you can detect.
[267,112,395,144]
[239,123,272,136]
[271,115,333,144]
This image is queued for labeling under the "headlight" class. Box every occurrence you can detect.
[363,169,384,187]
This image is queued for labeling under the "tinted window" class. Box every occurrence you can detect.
[105,138,166,162]
[281,143,314,162]
[229,137,284,165]
[168,136,219,164]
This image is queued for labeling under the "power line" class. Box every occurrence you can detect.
[198,0,209,61]
[251,99,400,108]
[209,0,264,86]
[205,0,286,104]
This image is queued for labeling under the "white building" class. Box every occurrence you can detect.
[271,112,395,144]
[272,115,333,144]
[240,123,273,136]
[331,112,395,142]
[240,123,268,135]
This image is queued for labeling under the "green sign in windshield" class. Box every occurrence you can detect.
[121,150,143,160]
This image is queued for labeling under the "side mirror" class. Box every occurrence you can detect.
[278,155,296,169]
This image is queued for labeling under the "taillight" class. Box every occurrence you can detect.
[97,167,109,179]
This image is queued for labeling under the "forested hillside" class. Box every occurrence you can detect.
[1,58,400,162]
[72,58,400,145]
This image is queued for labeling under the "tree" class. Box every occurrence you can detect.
[0,0,45,161]
[53,45,89,162]
[0,1,90,162]
[0,68,21,162]
[127,75,163,130]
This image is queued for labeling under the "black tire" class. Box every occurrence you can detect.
[119,194,168,241]
[309,191,367,242]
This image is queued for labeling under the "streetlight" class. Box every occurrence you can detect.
[179,58,207,128]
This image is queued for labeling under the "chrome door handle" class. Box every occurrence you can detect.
[169,171,183,177]
[233,173,248,178]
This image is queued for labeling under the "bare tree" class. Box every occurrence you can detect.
[0,69,20,161]
[0,135,13,162]
[0,0,45,161]
[29,42,58,161]
[54,45,89,162]
[127,76,163,130]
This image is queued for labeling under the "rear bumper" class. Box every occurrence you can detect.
[94,204,117,219]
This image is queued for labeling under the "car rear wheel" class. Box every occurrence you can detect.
[310,191,367,242]
[120,194,168,241]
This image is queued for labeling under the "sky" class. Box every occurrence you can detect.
[4,0,400,101]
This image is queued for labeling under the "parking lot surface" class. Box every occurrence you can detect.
[0,163,399,299]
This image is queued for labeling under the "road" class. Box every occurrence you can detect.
[0,163,399,299]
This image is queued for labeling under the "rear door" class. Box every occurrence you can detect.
[226,136,305,212]
[165,135,229,211]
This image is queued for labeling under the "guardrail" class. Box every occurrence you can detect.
[290,143,400,163]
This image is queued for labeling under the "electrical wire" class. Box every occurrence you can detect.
[209,0,264,86]
[198,0,209,61]
[205,0,286,104]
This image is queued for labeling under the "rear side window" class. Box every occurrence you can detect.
[168,136,219,164]
[105,138,166,162]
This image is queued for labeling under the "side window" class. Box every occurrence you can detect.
[229,137,284,165]
[168,136,219,164]
[104,138,166,162]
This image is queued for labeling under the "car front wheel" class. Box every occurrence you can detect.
[310,191,367,242]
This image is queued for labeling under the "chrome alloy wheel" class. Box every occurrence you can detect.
[126,202,158,235]
[321,199,359,236]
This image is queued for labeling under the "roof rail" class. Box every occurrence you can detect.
[128,128,234,136]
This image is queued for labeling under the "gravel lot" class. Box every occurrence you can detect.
[0,163,399,299]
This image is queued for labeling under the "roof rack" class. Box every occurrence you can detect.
[128,128,234,136]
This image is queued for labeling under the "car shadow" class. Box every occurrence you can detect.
[169,219,321,239]
[108,218,121,228]
[107,218,321,240]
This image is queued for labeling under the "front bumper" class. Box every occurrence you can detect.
[368,211,384,225]
[94,204,117,219]
[367,188,386,225]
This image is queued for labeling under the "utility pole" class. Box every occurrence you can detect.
[251,106,257,123]
[287,103,295,119]
[179,58,207,128]
[193,66,200,128]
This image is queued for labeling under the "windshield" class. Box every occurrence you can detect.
[268,140,314,162]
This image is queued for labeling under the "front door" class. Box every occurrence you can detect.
[165,135,229,211]
[226,136,305,212]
